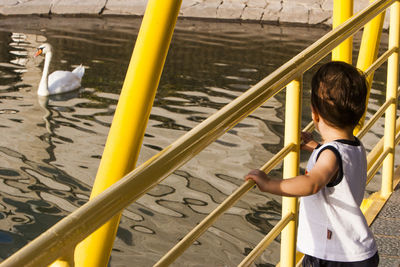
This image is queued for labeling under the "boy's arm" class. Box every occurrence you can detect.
[246,149,339,197]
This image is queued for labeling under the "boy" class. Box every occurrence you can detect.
[246,61,379,266]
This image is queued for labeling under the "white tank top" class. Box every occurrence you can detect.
[296,138,377,262]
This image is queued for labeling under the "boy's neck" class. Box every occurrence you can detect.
[317,119,355,143]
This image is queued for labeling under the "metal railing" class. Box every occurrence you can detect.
[1,0,399,266]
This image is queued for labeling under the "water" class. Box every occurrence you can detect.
[0,16,389,266]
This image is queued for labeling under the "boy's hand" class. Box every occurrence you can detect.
[245,169,269,192]
[301,131,318,152]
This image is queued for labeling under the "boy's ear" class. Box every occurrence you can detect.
[311,108,320,123]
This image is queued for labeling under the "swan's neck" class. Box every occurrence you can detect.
[38,52,52,96]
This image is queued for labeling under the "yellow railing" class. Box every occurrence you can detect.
[74,0,183,266]
[1,0,399,266]
[332,0,353,63]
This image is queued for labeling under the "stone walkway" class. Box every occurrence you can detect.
[0,0,390,29]
[370,183,400,267]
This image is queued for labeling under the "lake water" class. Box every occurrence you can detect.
[0,16,389,266]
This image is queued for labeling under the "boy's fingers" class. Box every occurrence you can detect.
[244,175,258,189]
[301,132,311,140]
[248,169,263,175]
[245,174,256,181]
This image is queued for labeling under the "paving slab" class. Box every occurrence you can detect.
[103,0,147,16]
[371,182,400,266]
[241,0,266,21]
[0,0,51,15]
[216,0,247,20]
[179,0,221,19]
[0,0,391,29]
[51,0,107,14]
[280,1,309,24]
[260,0,281,23]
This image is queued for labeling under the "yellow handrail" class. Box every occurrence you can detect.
[153,143,296,266]
[366,116,400,170]
[355,0,386,133]
[155,2,398,265]
[382,0,400,197]
[74,0,183,266]
[303,121,315,133]
[367,147,392,184]
[1,1,398,266]
[238,212,295,267]
[356,95,397,139]
[332,0,353,63]
[364,47,398,77]
[153,179,253,267]
[261,143,297,173]
[280,78,302,266]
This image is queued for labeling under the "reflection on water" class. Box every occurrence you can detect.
[0,16,388,265]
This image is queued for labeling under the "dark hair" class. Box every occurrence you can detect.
[311,61,367,129]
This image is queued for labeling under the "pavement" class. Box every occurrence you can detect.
[0,0,391,29]
[370,182,400,267]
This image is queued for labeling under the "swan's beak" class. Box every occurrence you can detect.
[34,49,43,57]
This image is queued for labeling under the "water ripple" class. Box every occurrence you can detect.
[0,16,390,265]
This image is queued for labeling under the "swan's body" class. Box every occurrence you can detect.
[35,43,85,96]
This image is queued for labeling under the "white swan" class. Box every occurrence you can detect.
[35,43,85,96]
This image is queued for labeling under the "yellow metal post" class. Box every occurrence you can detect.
[332,0,353,63]
[280,78,302,267]
[355,0,386,133]
[49,249,74,267]
[74,0,182,266]
[382,1,399,197]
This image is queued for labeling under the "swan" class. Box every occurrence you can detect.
[35,43,85,96]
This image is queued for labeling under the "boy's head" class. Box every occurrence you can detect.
[311,61,367,129]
